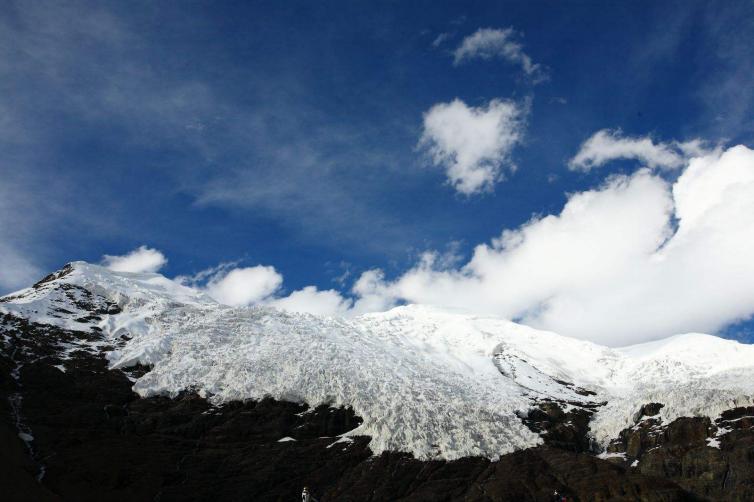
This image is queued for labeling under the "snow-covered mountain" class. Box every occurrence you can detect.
[3,261,754,462]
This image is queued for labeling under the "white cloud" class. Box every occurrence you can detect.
[350,269,397,315]
[419,98,526,195]
[568,129,704,171]
[190,262,352,316]
[269,286,353,317]
[348,145,754,345]
[102,245,167,273]
[205,266,283,306]
[453,28,546,82]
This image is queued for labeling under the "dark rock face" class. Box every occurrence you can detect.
[638,403,665,418]
[324,446,691,501]
[522,399,602,453]
[605,403,754,501]
[1,291,753,501]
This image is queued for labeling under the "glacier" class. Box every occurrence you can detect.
[2,261,754,460]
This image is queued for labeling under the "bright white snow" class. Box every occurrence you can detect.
[2,262,754,460]
[596,451,626,460]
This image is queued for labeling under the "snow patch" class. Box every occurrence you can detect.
[327,436,354,449]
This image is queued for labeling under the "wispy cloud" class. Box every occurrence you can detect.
[453,28,547,83]
[0,2,220,282]
[569,129,706,171]
[624,2,754,144]
[432,32,452,48]
[0,1,429,262]
[695,3,754,142]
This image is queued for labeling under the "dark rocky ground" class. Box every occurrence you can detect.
[2,300,754,501]
[603,402,754,500]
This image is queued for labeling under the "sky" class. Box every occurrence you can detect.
[2,0,754,345]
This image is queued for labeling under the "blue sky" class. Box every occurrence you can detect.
[2,0,754,344]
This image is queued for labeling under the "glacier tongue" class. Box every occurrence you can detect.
[2,261,754,460]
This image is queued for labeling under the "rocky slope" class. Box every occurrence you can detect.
[2,263,754,500]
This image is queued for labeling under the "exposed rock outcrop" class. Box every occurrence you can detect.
[604,403,754,501]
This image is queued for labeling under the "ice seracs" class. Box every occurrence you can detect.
[2,261,754,460]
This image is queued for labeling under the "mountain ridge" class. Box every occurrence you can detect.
[2,261,753,460]
[3,262,754,500]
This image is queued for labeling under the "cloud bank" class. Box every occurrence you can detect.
[453,28,546,82]
[103,145,754,345]
[419,98,526,195]
[351,145,754,345]
[569,129,705,171]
